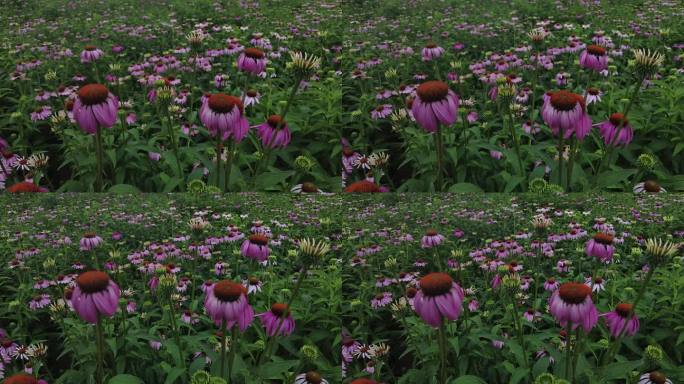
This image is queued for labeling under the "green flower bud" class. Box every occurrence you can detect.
[187,179,207,194]
[644,344,664,369]
[637,153,657,170]
[294,155,316,171]
[253,339,265,351]
[528,178,548,193]
[533,373,555,384]
[191,371,212,384]
[300,344,319,360]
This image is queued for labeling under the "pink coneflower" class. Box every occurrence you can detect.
[524,308,541,322]
[586,233,614,262]
[371,104,392,120]
[295,371,329,384]
[633,180,666,193]
[237,47,266,75]
[204,280,254,330]
[580,45,608,72]
[603,303,639,337]
[30,106,52,121]
[422,42,445,61]
[200,93,249,142]
[241,234,270,262]
[370,292,393,309]
[411,81,459,133]
[259,303,295,336]
[73,84,119,134]
[414,272,464,327]
[80,232,103,251]
[584,87,603,104]
[243,89,261,106]
[71,271,121,323]
[80,45,104,63]
[257,115,291,148]
[342,334,360,363]
[549,282,598,331]
[599,113,633,146]
[585,276,606,293]
[541,90,591,140]
[245,276,262,294]
[421,229,445,248]
[341,147,360,174]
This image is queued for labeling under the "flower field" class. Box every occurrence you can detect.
[0,193,683,383]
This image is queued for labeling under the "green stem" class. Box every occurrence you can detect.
[220,319,227,379]
[565,321,572,380]
[435,125,444,192]
[168,296,185,372]
[227,326,238,381]
[511,297,529,372]
[438,320,448,384]
[164,108,183,190]
[94,126,104,192]
[572,328,582,383]
[95,315,104,384]
[215,135,222,189]
[507,108,525,186]
[224,139,234,192]
[558,128,564,190]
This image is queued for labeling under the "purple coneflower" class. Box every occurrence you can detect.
[295,371,328,384]
[580,45,608,72]
[421,229,445,248]
[200,93,249,142]
[411,81,459,133]
[241,234,270,262]
[71,271,121,323]
[603,303,639,337]
[237,47,266,75]
[541,90,591,140]
[80,232,103,251]
[422,42,445,61]
[204,280,254,330]
[73,84,119,134]
[80,45,104,63]
[259,303,295,336]
[257,115,291,148]
[599,113,633,146]
[549,282,598,331]
[586,233,614,262]
[414,272,464,327]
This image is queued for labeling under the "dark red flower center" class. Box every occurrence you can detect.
[84,45,97,51]
[426,42,437,49]
[615,303,633,317]
[342,147,354,157]
[350,379,378,384]
[644,180,661,193]
[558,282,591,304]
[587,44,606,56]
[420,272,453,296]
[248,276,260,285]
[425,229,438,236]
[78,84,109,106]
[4,373,39,384]
[305,371,323,384]
[248,234,268,246]
[609,113,627,126]
[374,293,384,300]
[301,182,318,193]
[244,47,265,59]
[593,233,614,245]
[550,90,584,111]
[213,280,245,302]
[344,180,380,193]
[270,303,289,317]
[649,372,668,384]
[416,80,449,102]
[267,114,285,128]
[587,87,600,95]
[208,93,242,114]
[76,271,110,293]
[246,89,258,97]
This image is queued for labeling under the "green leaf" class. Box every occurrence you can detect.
[603,360,642,380]
[448,183,483,193]
[108,374,145,384]
[450,375,489,384]
[596,169,636,188]
[108,184,141,193]
[257,360,298,379]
